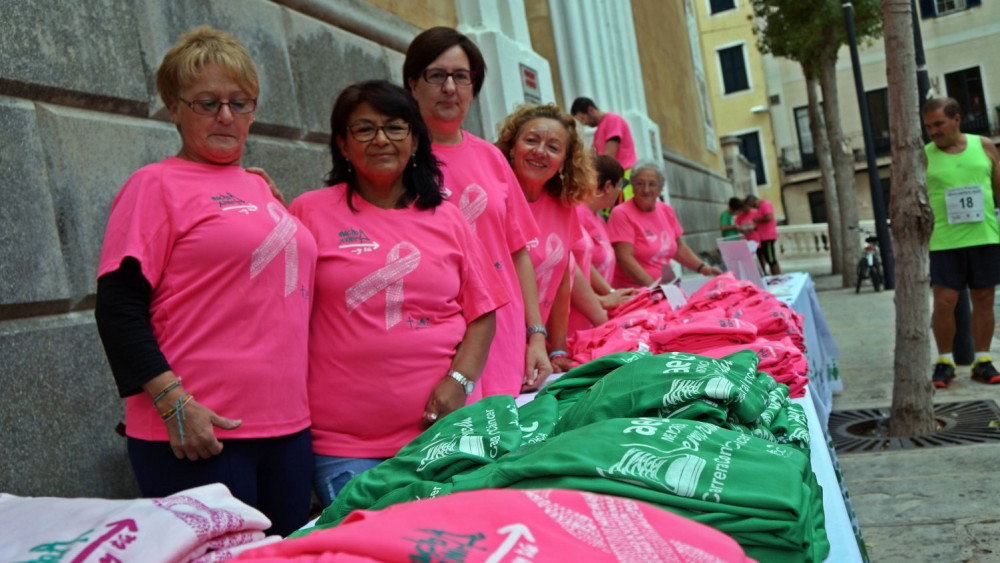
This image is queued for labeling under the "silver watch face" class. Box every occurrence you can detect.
[450,371,474,395]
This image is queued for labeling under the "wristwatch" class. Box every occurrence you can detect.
[526,324,548,342]
[448,370,476,395]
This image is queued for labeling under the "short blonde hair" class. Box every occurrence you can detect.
[155,26,259,109]
[495,103,594,206]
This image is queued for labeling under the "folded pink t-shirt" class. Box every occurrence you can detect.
[290,185,509,458]
[237,488,756,562]
[98,157,317,440]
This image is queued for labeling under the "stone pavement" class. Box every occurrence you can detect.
[790,259,1000,563]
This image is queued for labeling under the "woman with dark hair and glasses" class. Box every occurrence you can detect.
[94,26,317,536]
[288,80,507,506]
[404,27,551,396]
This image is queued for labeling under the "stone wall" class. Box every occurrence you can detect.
[0,0,419,498]
[662,148,736,264]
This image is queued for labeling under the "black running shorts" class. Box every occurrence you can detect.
[930,243,1000,290]
[756,239,778,266]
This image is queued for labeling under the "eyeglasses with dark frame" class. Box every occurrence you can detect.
[347,121,411,142]
[420,68,475,86]
[178,97,257,116]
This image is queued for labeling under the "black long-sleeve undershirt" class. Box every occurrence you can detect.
[95,258,171,397]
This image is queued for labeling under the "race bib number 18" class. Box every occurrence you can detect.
[945,185,985,225]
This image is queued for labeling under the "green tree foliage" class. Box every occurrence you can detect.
[750,0,883,76]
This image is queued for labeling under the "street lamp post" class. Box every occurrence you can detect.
[842,0,895,289]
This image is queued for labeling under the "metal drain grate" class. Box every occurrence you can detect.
[829,400,1000,453]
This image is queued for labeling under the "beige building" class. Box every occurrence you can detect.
[693,0,785,219]
[766,0,999,225]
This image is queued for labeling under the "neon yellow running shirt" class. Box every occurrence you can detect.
[925,135,999,251]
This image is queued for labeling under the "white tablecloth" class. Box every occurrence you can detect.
[765,272,842,430]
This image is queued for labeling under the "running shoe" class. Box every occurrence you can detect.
[932,361,956,389]
[971,358,1000,384]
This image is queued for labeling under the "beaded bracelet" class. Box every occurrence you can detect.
[152,379,182,405]
[162,393,194,444]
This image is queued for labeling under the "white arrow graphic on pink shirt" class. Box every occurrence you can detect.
[346,241,421,329]
[535,233,564,304]
[485,523,536,563]
[250,202,298,296]
[458,184,488,231]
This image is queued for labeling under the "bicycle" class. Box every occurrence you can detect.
[851,226,883,293]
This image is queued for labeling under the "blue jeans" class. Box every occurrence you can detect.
[313,454,384,507]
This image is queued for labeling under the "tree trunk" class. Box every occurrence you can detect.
[883,0,935,436]
[805,71,842,275]
[819,42,862,288]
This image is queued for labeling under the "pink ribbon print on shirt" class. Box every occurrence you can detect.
[535,233,564,305]
[650,231,674,267]
[250,202,299,296]
[346,241,421,329]
[458,184,488,231]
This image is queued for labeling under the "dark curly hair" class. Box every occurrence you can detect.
[326,80,443,211]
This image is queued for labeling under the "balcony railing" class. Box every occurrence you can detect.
[776,219,876,260]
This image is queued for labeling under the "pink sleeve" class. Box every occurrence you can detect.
[503,163,540,253]
[759,200,773,217]
[662,203,684,239]
[97,166,174,287]
[606,206,635,244]
[455,210,511,323]
[604,114,626,140]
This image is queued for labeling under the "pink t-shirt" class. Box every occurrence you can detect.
[527,193,581,324]
[755,199,778,241]
[735,210,759,242]
[568,206,598,335]
[607,200,684,288]
[434,132,540,397]
[98,157,317,441]
[594,112,637,170]
[289,185,508,458]
[578,204,616,282]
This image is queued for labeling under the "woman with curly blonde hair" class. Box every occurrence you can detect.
[495,103,594,372]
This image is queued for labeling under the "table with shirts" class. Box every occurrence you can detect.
[765,272,842,430]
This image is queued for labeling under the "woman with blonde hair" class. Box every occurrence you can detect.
[95,26,316,535]
[495,103,593,371]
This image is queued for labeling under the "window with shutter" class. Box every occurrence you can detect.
[718,45,749,94]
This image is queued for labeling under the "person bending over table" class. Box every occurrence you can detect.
[608,161,723,288]
[94,26,317,536]
[289,80,507,507]
[495,103,594,372]
[569,155,640,333]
